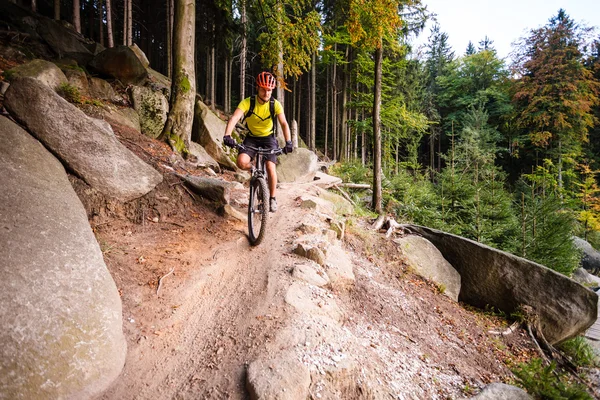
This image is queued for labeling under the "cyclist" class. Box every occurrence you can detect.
[223,71,293,213]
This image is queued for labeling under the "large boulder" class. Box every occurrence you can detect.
[129,43,150,68]
[4,77,163,202]
[63,67,90,96]
[403,225,598,344]
[193,99,237,170]
[573,236,600,275]
[395,235,461,302]
[89,77,118,101]
[469,383,532,400]
[88,45,148,85]
[36,18,99,64]
[128,85,169,138]
[277,148,318,183]
[0,116,126,398]
[4,59,67,90]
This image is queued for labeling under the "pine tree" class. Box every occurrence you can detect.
[512,9,599,191]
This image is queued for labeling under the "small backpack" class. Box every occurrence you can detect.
[243,96,278,137]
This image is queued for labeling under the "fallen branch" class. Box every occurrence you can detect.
[488,321,520,336]
[337,183,371,190]
[332,184,356,206]
[156,267,175,296]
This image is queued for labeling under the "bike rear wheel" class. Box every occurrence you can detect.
[248,177,269,246]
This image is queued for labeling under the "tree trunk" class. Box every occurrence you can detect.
[54,0,60,19]
[276,0,284,107]
[332,45,337,160]
[339,46,349,161]
[31,0,36,12]
[240,0,247,101]
[127,0,133,45]
[106,0,114,48]
[123,0,127,45]
[160,0,196,155]
[210,37,216,110]
[372,45,383,214]
[310,52,316,152]
[166,0,173,78]
[73,0,81,33]
[224,54,231,113]
[324,65,329,159]
[98,0,104,46]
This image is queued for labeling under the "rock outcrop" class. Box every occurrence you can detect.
[88,45,148,84]
[277,148,318,183]
[4,77,163,202]
[395,235,461,301]
[128,85,169,138]
[573,236,600,275]
[5,59,67,90]
[0,116,126,399]
[403,224,598,344]
[193,99,237,170]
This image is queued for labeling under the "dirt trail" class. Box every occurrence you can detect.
[94,174,544,399]
[98,182,310,399]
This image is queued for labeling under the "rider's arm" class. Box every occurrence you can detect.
[277,112,291,142]
[224,108,246,137]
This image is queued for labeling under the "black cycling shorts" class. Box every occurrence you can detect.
[241,134,279,163]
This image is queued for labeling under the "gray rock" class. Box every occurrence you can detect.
[89,45,148,84]
[89,77,117,101]
[129,43,150,68]
[573,236,600,275]
[4,59,67,90]
[404,224,598,344]
[36,18,96,64]
[285,282,344,323]
[572,267,600,286]
[395,235,461,301]
[63,67,90,96]
[178,175,236,206]
[129,85,169,138]
[469,383,532,399]
[292,264,330,287]
[246,351,311,400]
[194,99,237,170]
[4,77,163,202]
[325,242,356,291]
[0,116,126,399]
[277,147,318,183]
[188,141,220,172]
[314,186,354,215]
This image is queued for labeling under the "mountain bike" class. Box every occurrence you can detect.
[235,143,283,246]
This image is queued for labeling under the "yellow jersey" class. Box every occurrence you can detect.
[237,96,283,137]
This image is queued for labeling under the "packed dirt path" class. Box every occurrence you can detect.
[92,171,538,400]
[97,181,306,399]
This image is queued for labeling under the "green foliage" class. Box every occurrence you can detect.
[57,83,82,104]
[256,0,321,79]
[331,161,372,185]
[557,337,598,368]
[511,358,593,399]
[387,169,443,227]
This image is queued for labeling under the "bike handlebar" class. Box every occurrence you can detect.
[235,143,283,155]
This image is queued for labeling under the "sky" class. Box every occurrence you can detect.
[411,0,600,60]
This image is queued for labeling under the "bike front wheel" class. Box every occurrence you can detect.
[248,177,269,246]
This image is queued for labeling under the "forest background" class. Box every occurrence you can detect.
[15,0,600,278]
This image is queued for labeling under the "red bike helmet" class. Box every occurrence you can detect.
[257,71,276,90]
